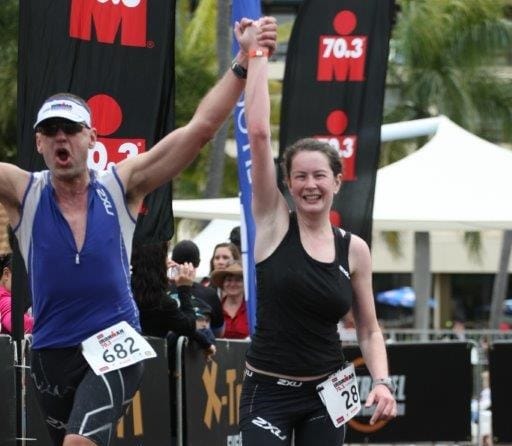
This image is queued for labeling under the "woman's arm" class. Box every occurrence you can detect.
[238,20,289,261]
[349,234,397,424]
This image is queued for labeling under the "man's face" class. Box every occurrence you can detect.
[35,118,97,181]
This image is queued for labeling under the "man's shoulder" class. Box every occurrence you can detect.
[191,283,218,302]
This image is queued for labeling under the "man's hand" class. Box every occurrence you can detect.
[235,16,278,58]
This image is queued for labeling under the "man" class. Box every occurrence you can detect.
[0,17,276,446]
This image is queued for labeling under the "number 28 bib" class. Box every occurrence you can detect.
[81,321,156,375]
[316,362,361,427]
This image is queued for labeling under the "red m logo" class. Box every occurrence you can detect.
[69,0,147,47]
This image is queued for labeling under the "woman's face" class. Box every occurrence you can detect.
[287,150,341,216]
[212,247,234,271]
[222,274,244,298]
[1,267,11,292]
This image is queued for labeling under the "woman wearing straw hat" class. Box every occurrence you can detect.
[211,261,249,339]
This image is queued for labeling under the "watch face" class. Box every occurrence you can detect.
[374,378,395,393]
[231,61,247,79]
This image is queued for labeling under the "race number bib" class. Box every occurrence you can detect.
[317,363,361,427]
[81,321,156,375]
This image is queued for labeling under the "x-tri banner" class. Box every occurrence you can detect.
[17,0,176,243]
[280,0,395,244]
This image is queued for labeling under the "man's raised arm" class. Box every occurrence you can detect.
[0,163,31,227]
[116,17,277,210]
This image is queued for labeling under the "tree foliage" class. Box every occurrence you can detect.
[383,0,512,165]
[173,0,241,199]
[0,0,18,163]
[381,0,512,265]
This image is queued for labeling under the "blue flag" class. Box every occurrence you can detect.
[231,1,261,334]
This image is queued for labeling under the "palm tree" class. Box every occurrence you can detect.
[203,0,231,199]
[386,0,512,131]
[382,0,512,329]
[174,0,240,200]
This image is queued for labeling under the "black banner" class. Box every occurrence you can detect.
[183,339,249,446]
[279,0,395,244]
[181,340,473,444]
[0,336,16,446]
[489,341,512,443]
[344,342,473,443]
[17,0,175,243]
[26,337,171,446]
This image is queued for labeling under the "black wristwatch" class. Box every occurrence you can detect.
[372,377,396,394]
[231,59,247,79]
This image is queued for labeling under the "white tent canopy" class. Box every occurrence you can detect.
[173,117,512,231]
[172,197,240,221]
[373,117,512,231]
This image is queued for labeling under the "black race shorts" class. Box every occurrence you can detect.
[239,368,345,446]
[30,347,144,446]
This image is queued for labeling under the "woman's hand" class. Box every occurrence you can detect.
[174,262,195,287]
[365,384,397,425]
[234,16,277,57]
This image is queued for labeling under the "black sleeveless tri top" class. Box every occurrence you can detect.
[246,212,353,376]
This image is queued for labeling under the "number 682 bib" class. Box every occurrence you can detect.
[316,362,361,427]
[81,321,156,375]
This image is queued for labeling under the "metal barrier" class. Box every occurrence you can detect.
[382,329,512,344]
[3,332,511,445]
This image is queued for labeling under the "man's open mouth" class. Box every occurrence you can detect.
[56,148,70,162]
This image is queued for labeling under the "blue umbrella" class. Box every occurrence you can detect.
[376,287,436,308]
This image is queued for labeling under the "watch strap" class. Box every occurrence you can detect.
[231,59,247,79]
[373,377,396,393]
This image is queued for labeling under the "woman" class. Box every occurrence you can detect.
[236,21,396,445]
[211,262,249,339]
[131,242,215,356]
[0,253,34,335]
[205,242,241,293]
[209,242,241,275]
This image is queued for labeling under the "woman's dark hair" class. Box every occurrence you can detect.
[280,138,342,180]
[0,253,12,273]
[209,242,241,273]
[131,242,168,307]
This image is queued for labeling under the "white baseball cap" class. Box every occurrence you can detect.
[33,98,92,129]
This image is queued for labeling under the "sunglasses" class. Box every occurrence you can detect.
[36,122,87,136]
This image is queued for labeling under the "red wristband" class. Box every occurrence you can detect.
[248,48,269,58]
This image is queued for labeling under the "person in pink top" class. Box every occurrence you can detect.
[0,253,34,335]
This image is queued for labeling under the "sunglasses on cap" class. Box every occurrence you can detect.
[36,121,87,136]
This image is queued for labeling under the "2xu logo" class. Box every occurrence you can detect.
[69,0,147,47]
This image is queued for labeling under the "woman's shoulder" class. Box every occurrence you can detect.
[347,233,371,272]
